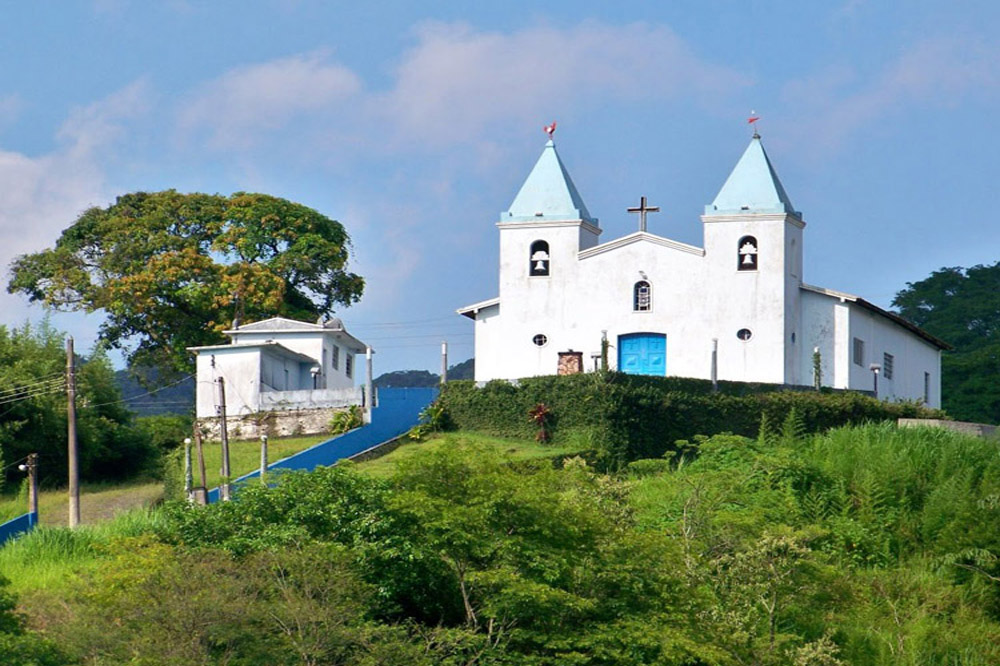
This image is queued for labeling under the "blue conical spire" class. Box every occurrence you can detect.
[705,135,799,217]
[502,140,596,224]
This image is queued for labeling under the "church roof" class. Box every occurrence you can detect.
[705,135,800,218]
[501,140,597,224]
[801,284,951,350]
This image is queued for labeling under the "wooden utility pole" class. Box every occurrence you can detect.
[22,453,38,523]
[193,427,208,505]
[216,377,232,501]
[66,337,80,528]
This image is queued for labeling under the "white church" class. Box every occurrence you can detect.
[459,130,947,408]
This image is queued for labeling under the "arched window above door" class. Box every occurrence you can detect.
[634,280,651,311]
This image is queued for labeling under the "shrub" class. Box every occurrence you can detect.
[439,373,945,467]
[330,405,363,435]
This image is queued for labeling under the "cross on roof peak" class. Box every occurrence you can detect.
[627,195,660,232]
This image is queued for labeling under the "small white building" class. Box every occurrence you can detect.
[189,316,369,420]
[459,132,948,407]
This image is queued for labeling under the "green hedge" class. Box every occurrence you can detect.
[438,373,946,467]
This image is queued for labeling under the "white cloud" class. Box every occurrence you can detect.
[0,81,151,332]
[782,37,999,151]
[177,51,361,150]
[379,20,745,146]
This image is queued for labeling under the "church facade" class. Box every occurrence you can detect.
[458,133,947,407]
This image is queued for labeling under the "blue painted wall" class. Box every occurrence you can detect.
[208,386,437,502]
[0,511,37,548]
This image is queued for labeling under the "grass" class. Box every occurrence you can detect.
[353,430,591,478]
[192,433,332,489]
[0,433,331,527]
[0,508,164,594]
[0,431,573,597]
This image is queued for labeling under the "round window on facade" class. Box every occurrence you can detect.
[737,328,753,341]
[532,334,548,347]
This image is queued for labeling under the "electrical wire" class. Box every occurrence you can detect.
[86,373,195,409]
[0,384,65,407]
[0,455,33,474]
[0,377,65,398]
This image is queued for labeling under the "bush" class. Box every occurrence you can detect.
[439,373,945,467]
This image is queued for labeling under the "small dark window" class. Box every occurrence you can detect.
[529,240,550,276]
[737,328,753,341]
[853,338,865,366]
[924,372,931,404]
[883,353,894,380]
[633,281,651,311]
[345,354,353,379]
[738,235,758,271]
[332,345,340,370]
[533,334,548,347]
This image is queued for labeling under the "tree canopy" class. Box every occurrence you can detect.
[7,191,364,377]
[892,263,1000,423]
[0,322,158,485]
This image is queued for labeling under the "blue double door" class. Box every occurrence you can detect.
[618,333,666,376]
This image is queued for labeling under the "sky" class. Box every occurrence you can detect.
[0,1,998,375]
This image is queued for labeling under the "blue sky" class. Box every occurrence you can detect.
[1,1,998,374]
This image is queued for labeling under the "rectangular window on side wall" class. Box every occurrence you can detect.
[345,354,353,379]
[332,345,339,370]
[883,352,894,380]
[924,372,930,404]
[853,338,865,366]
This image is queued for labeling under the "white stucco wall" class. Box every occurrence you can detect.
[468,212,942,406]
[476,212,807,385]
[229,330,357,390]
[195,347,262,418]
[846,302,941,407]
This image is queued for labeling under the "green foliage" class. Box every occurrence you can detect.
[329,404,363,435]
[408,401,449,441]
[0,322,158,485]
[892,263,1000,422]
[135,413,192,452]
[7,190,365,377]
[0,575,65,665]
[439,373,945,467]
[9,423,1000,664]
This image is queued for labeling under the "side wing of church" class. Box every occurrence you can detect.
[458,133,947,408]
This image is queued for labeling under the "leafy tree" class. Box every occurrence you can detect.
[8,190,364,377]
[0,322,156,484]
[892,263,1000,422]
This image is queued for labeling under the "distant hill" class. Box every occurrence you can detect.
[448,358,474,380]
[114,370,195,416]
[374,358,474,388]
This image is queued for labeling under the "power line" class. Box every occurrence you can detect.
[0,384,65,407]
[87,373,195,409]
[0,376,65,398]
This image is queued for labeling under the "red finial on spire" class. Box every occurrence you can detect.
[544,121,557,138]
[747,111,760,138]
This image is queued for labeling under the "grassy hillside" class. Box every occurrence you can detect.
[1,424,998,664]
